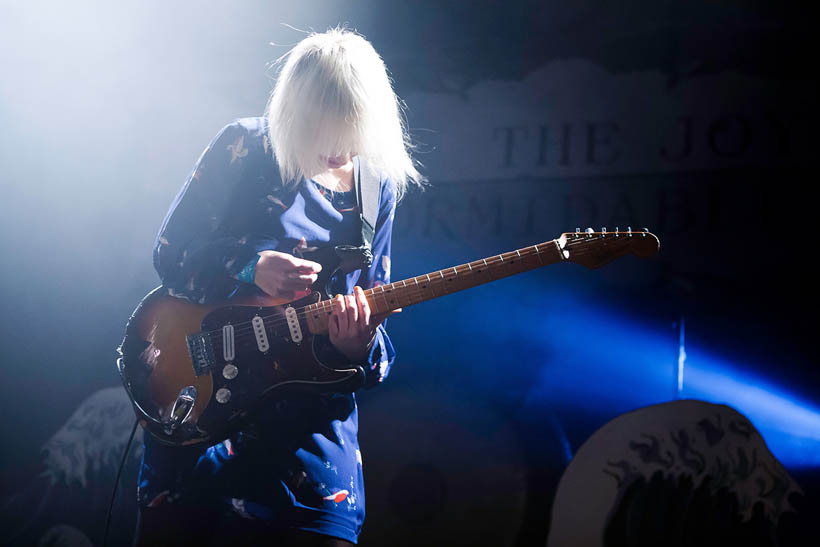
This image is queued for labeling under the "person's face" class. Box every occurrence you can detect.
[321,153,352,169]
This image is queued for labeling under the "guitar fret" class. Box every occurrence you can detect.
[482,258,494,281]
[534,243,544,265]
[399,279,412,306]
[395,282,404,307]
[421,273,433,298]
[436,270,447,294]
[521,246,540,268]
[410,277,422,305]
[399,279,409,307]
[384,283,399,309]
[377,284,389,314]
[471,259,485,280]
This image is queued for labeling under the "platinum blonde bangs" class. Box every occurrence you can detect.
[266,28,422,200]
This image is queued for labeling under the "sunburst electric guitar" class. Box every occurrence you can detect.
[117,228,659,446]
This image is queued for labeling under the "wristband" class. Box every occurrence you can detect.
[237,254,261,284]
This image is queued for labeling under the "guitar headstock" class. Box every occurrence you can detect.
[559,227,660,269]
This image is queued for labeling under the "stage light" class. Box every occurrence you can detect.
[682,356,820,467]
[525,290,820,468]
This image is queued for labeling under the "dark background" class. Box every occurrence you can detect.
[0,1,816,545]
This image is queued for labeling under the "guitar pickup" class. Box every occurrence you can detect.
[187,332,216,376]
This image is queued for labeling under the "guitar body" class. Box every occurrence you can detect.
[117,228,659,446]
[117,287,366,446]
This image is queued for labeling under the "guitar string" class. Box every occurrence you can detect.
[202,240,571,340]
[198,236,637,343]
[203,237,637,344]
[200,236,636,342]
[204,253,625,352]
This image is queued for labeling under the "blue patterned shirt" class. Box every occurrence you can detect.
[137,117,397,543]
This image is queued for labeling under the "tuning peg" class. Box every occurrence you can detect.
[627,226,632,237]
[614,227,620,237]
[641,227,649,237]
[602,227,607,236]
[585,227,594,238]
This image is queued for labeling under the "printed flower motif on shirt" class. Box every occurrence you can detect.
[322,489,350,504]
[231,498,253,519]
[378,358,390,381]
[222,438,235,456]
[292,236,318,258]
[266,194,288,211]
[146,489,172,508]
[227,135,248,164]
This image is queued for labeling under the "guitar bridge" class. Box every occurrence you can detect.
[187,332,215,376]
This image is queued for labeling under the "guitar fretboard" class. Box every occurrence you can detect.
[303,239,565,334]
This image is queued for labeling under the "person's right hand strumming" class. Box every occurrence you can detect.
[253,250,322,300]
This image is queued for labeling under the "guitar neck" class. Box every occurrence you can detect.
[304,239,566,334]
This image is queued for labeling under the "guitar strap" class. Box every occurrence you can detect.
[325,156,379,282]
[353,156,379,256]
[350,155,380,267]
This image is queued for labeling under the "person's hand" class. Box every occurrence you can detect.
[253,250,321,300]
[329,286,390,362]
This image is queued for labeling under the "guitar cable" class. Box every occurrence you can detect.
[103,417,139,547]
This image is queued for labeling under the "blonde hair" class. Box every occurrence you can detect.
[265,28,423,201]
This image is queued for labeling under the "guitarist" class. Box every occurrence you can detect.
[135,28,423,546]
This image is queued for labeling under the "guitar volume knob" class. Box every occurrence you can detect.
[223,364,238,380]
[215,388,231,404]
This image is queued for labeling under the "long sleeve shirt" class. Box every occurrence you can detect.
[137,117,397,543]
